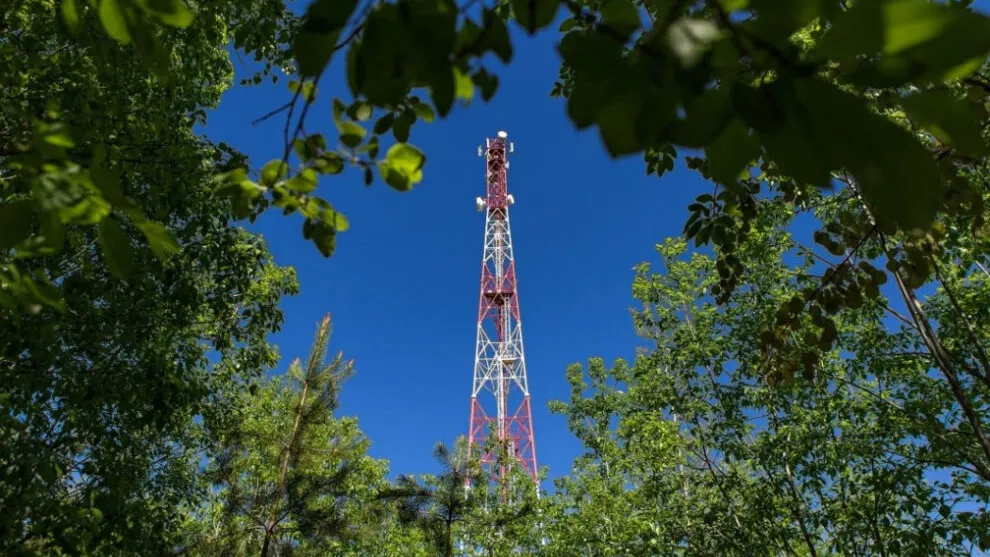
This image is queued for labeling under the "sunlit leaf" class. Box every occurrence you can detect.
[146,0,195,28]
[99,0,132,44]
[261,160,289,185]
[61,0,81,33]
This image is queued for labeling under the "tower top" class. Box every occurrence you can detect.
[497,130,508,139]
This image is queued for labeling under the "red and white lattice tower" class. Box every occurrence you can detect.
[466,130,538,490]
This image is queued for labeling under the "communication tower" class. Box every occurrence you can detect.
[466,130,538,490]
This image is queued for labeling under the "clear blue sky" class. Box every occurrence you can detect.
[203,15,709,483]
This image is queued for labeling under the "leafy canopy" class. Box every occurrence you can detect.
[10,0,990,314]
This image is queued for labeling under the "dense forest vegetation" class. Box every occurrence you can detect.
[3,0,990,554]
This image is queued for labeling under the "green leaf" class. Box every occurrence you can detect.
[0,200,34,250]
[294,33,337,78]
[473,68,499,101]
[289,80,317,102]
[304,219,336,256]
[131,218,180,258]
[293,0,359,77]
[795,78,944,230]
[393,110,414,143]
[567,79,609,129]
[321,207,350,232]
[374,113,395,134]
[822,0,962,58]
[559,17,581,32]
[454,67,474,103]
[558,30,625,82]
[413,102,435,123]
[349,4,425,106]
[316,152,345,174]
[819,0,990,84]
[597,95,646,157]
[482,9,514,63]
[378,143,426,191]
[131,24,172,82]
[749,0,823,42]
[900,89,989,156]
[21,274,65,313]
[61,0,81,33]
[602,0,641,40]
[98,218,134,280]
[91,165,126,205]
[99,0,132,44]
[705,119,759,185]
[287,168,319,193]
[37,212,65,255]
[718,0,748,11]
[430,66,455,117]
[146,0,195,27]
[667,18,723,68]
[668,86,734,148]
[512,0,560,34]
[735,82,831,188]
[261,160,288,185]
[350,101,373,122]
[595,76,668,157]
[386,143,426,175]
[338,121,367,148]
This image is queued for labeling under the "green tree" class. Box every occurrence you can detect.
[455,442,549,557]
[385,434,549,557]
[388,439,484,557]
[0,0,300,310]
[185,314,390,556]
[546,189,990,555]
[1,2,299,553]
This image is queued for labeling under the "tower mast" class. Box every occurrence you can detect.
[467,130,538,492]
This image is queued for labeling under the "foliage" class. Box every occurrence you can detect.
[0,2,298,553]
[387,439,484,557]
[182,314,391,556]
[544,192,990,554]
[386,436,548,557]
[0,0,298,312]
[5,0,990,554]
[13,0,988,306]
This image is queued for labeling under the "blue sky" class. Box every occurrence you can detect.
[203,14,709,483]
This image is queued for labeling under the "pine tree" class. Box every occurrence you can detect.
[188,314,388,556]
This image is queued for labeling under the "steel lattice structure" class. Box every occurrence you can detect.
[466,130,538,489]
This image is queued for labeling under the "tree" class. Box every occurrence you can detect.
[387,439,484,557]
[455,442,548,557]
[1,2,298,553]
[185,314,390,556]
[545,189,990,554]
[1,0,298,311]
